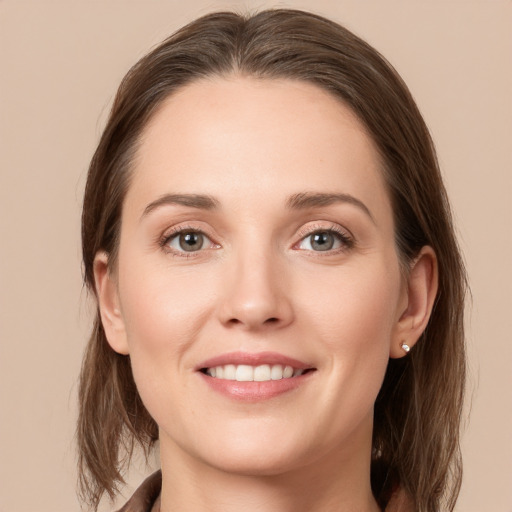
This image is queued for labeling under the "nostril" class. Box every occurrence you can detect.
[227,317,279,326]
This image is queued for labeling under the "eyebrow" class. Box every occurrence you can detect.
[141,193,220,219]
[140,191,374,223]
[286,192,374,222]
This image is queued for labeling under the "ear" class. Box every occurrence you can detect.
[390,246,438,359]
[93,251,130,355]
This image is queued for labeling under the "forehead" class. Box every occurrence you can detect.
[126,76,391,224]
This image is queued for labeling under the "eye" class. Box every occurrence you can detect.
[297,228,353,252]
[164,230,215,253]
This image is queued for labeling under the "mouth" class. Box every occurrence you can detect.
[200,364,315,381]
[196,352,316,400]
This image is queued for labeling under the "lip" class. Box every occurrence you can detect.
[196,351,316,402]
[196,351,313,371]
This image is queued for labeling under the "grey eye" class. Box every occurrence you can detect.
[168,231,211,252]
[309,231,335,251]
[298,230,349,252]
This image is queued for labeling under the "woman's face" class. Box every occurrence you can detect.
[99,77,411,475]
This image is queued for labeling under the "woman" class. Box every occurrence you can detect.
[78,9,466,512]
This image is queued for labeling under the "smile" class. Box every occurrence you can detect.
[197,351,316,401]
[203,364,306,381]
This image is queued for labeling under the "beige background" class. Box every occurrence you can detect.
[0,1,510,511]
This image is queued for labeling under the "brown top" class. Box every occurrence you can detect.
[116,472,162,512]
[117,471,412,512]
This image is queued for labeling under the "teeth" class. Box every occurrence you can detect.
[224,364,236,380]
[271,365,284,380]
[206,364,304,382]
[254,364,271,381]
[235,365,253,381]
[283,365,293,378]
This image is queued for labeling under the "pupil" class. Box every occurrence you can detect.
[312,232,334,251]
[179,232,203,252]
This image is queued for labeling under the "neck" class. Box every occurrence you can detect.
[158,424,380,512]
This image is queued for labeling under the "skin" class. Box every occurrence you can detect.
[95,77,438,511]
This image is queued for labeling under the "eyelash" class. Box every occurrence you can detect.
[294,223,355,254]
[158,225,217,258]
[158,223,354,258]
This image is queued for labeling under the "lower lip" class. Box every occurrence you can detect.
[199,372,313,401]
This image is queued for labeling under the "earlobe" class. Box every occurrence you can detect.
[390,246,438,359]
[93,252,130,355]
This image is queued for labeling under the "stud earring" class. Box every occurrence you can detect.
[401,343,411,353]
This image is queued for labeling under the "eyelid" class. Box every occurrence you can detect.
[293,222,355,252]
[158,224,220,257]
[156,221,354,257]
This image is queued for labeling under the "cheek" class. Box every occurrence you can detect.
[117,276,204,435]
[119,253,216,345]
[116,257,218,400]
[300,256,400,345]
[297,257,401,405]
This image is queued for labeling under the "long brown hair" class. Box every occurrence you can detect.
[79,9,467,511]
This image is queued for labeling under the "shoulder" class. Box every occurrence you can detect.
[116,471,162,512]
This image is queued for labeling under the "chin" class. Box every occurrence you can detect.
[205,447,308,477]
[188,421,320,477]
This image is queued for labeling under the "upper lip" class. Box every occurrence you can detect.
[196,351,314,371]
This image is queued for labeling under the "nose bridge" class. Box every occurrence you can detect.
[218,236,293,330]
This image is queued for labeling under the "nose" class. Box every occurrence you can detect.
[217,248,294,331]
